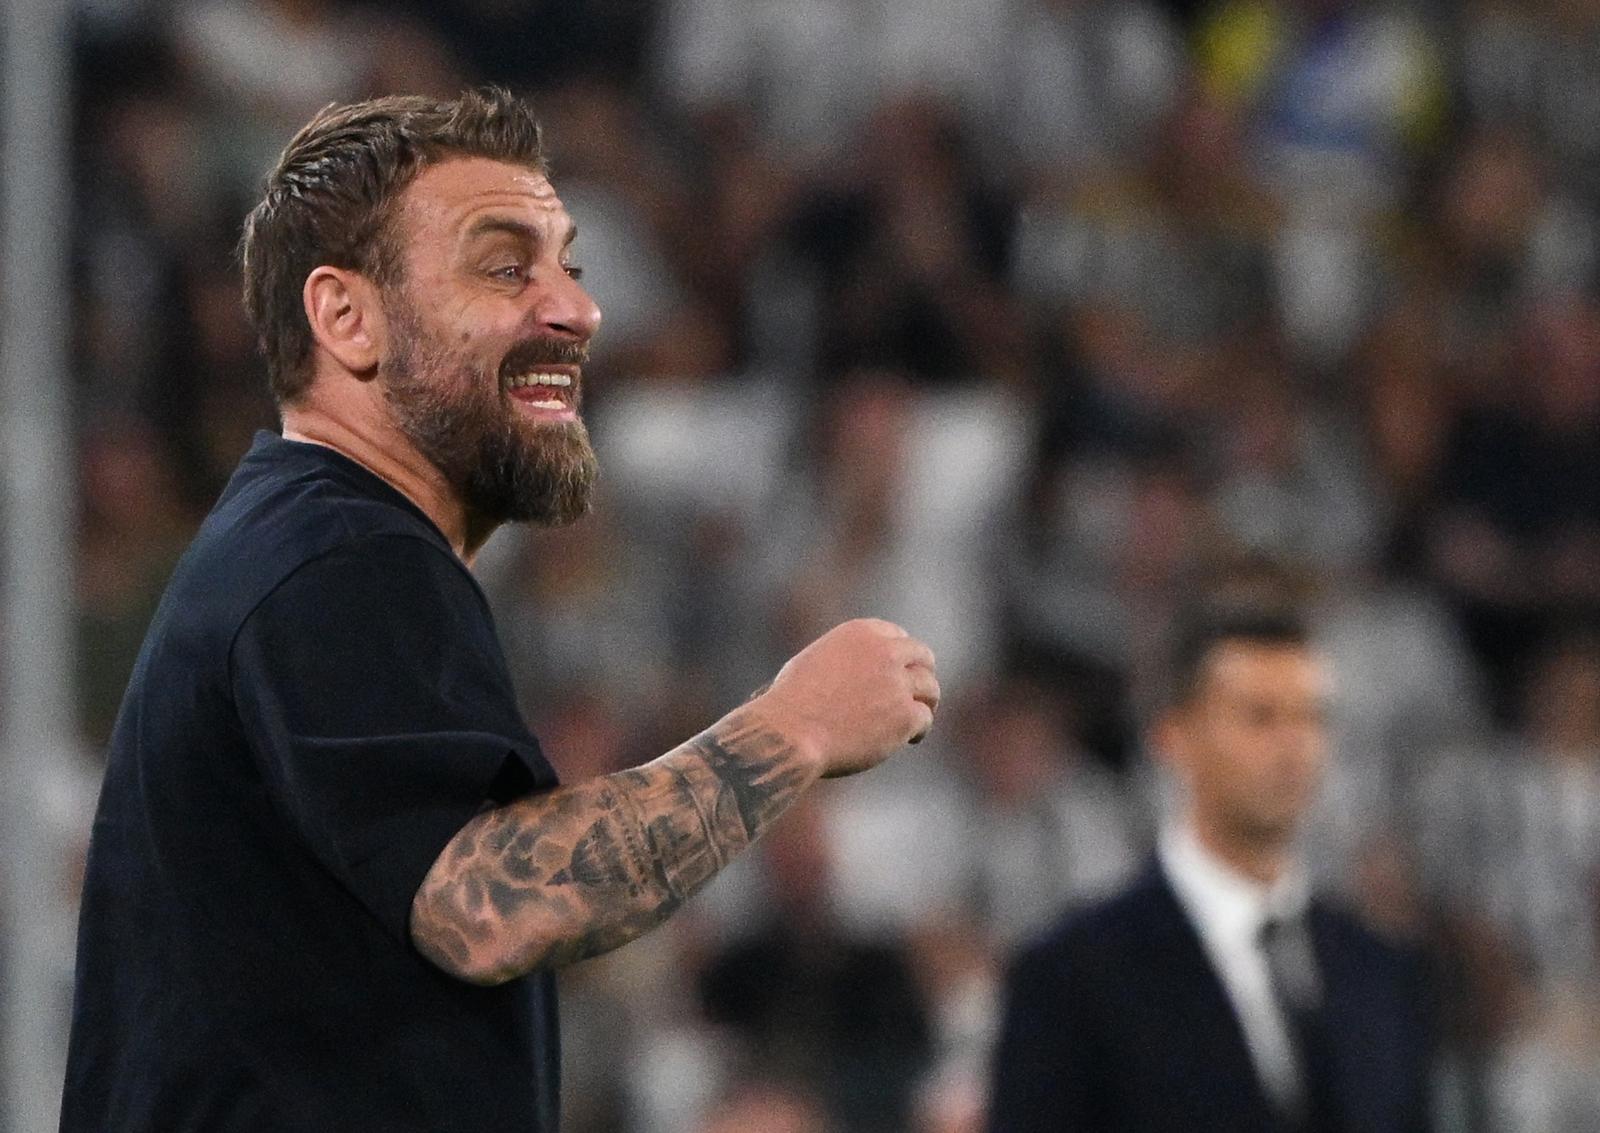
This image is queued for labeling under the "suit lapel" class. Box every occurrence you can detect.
[1137,861,1285,1130]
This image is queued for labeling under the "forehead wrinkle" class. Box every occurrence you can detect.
[453,201,575,257]
[462,215,539,248]
[400,157,566,235]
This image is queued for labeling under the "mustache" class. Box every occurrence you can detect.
[498,337,589,380]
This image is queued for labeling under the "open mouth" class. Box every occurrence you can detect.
[505,367,579,418]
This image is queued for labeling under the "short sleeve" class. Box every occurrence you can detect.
[231,534,549,944]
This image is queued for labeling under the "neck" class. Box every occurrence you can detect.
[280,403,492,562]
[1186,808,1294,887]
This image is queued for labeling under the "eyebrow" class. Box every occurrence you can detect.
[462,215,578,252]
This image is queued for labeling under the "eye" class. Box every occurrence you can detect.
[489,264,526,282]
[562,263,585,281]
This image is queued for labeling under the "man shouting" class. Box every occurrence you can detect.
[60,88,938,1132]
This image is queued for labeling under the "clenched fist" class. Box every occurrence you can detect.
[750,619,940,778]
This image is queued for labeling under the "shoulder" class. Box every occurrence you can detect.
[224,531,519,729]
[1310,897,1433,1014]
[236,532,488,661]
[187,436,478,628]
[1008,862,1172,987]
[1311,898,1422,968]
[208,435,450,568]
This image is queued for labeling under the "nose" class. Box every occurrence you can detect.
[1278,723,1325,769]
[535,269,602,343]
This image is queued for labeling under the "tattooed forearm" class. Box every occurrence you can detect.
[410,709,816,984]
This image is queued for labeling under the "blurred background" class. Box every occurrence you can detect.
[2,0,1600,1129]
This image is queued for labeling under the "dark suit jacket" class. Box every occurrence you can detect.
[988,859,1434,1133]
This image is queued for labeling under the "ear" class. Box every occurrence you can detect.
[303,266,384,378]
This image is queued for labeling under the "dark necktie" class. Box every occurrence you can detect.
[1259,914,1340,1133]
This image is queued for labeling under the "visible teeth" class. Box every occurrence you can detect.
[525,399,565,410]
[507,372,572,388]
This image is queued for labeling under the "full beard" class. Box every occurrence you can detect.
[380,301,598,528]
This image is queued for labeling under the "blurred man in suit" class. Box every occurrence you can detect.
[989,603,1433,1132]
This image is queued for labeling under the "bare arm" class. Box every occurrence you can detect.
[411,707,817,983]
[410,619,939,985]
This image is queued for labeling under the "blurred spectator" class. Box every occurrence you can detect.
[1000,0,1184,191]
[783,96,1023,386]
[1424,127,1596,334]
[1207,348,1380,574]
[698,798,934,1133]
[1309,569,1487,879]
[406,0,656,93]
[1461,0,1600,200]
[696,1079,831,1133]
[656,0,1006,166]
[1352,285,1458,564]
[1014,89,1277,354]
[948,676,1140,946]
[999,441,1221,762]
[1195,0,1447,359]
[1425,296,1600,712]
[492,507,677,735]
[1196,0,1444,194]
[1416,635,1600,995]
[75,422,192,744]
[1417,634,1600,1130]
[171,0,377,189]
[906,914,1001,1133]
[762,370,1025,690]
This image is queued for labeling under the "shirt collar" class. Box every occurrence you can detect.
[1159,821,1312,949]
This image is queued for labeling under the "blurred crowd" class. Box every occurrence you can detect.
[55,0,1600,1130]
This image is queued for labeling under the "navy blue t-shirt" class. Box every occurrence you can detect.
[61,432,562,1131]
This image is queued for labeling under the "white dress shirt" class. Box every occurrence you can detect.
[1158,823,1315,1113]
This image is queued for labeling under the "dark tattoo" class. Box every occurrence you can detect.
[409,710,813,983]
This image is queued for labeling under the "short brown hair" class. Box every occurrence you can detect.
[1167,602,1311,706]
[239,88,548,404]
